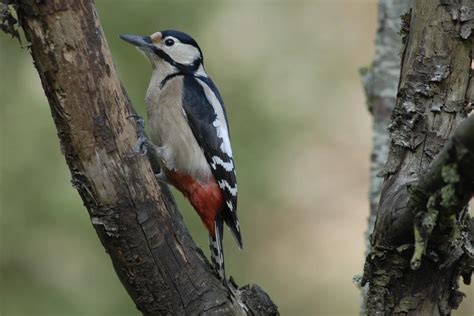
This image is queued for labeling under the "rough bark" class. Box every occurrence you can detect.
[361,0,412,253]
[409,116,474,221]
[358,1,412,313]
[362,0,474,314]
[1,1,278,315]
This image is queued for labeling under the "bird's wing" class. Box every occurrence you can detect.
[181,75,242,248]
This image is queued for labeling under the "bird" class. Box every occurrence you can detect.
[120,30,242,284]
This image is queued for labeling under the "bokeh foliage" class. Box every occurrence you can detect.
[1,1,472,315]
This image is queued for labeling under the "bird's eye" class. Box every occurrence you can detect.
[164,38,175,47]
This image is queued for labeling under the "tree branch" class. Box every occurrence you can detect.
[1,0,278,315]
[409,116,474,269]
[410,116,474,215]
[362,0,474,314]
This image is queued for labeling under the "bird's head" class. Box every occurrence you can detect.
[120,30,203,73]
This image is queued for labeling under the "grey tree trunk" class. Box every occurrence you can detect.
[0,1,278,315]
[359,0,412,312]
[362,0,474,314]
[361,0,412,254]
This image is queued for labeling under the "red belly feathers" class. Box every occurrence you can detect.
[166,169,223,236]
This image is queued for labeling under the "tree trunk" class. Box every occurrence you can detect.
[362,0,474,314]
[361,0,412,254]
[1,1,278,315]
[359,0,412,313]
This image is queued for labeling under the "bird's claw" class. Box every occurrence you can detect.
[132,136,150,156]
[227,277,238,295]
[127,114,144,124]
[127,114,150,157]
[127,114,146,135]
[227,277,249,312]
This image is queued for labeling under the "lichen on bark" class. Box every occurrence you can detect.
[363,0,474,314]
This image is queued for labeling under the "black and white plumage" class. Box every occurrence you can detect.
[181,74,241,243]
[120,30,242,283]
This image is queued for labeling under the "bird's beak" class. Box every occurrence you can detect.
[119,34,153,50]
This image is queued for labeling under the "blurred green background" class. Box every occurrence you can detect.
[1,0,472,315]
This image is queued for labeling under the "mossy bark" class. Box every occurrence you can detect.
[363,0,474,314]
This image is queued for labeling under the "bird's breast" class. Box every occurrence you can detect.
[146,75,211,181]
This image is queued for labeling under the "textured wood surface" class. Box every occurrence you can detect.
[363,0,474,314]
[361,0,412,253]
[5,0,278,314]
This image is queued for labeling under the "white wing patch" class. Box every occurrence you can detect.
[210,156,234,171]
[194,77,238,218]
[234,219,240,231]
[196,78,233,157]
[218,179,237,196]
[213,119,233,156]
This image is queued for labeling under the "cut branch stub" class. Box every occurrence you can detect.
[409,117,474,269]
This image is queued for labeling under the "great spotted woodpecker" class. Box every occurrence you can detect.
[120,30,242,283]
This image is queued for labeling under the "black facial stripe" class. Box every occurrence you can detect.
[151,46,176,66]
[160,72,183,89]
[152,46,202,74]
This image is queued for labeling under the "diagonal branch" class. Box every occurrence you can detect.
[409,116,474,210]
[409,116,474,269]
[1,0,278,315]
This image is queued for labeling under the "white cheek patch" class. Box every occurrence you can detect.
[167,43,201,65]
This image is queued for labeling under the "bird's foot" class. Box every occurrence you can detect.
[227,276,239,297]
[127,115,153,156]
[227,277,249,313]
[154,170,169,184]
[127,115,169,182]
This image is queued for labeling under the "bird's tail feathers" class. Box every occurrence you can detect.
[223,211,243,250]
[209,217,226,282]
